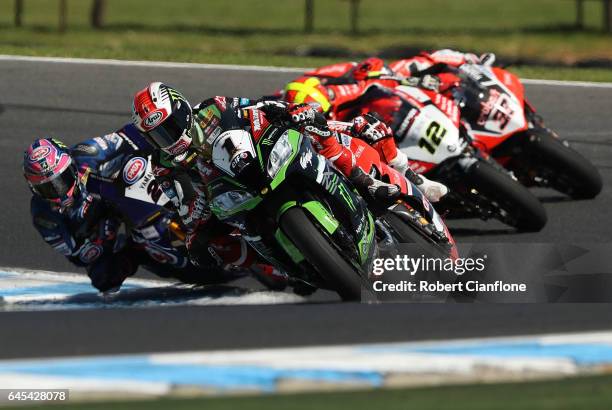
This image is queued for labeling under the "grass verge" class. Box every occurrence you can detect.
[7,374,612,410]
[2,0,612,81]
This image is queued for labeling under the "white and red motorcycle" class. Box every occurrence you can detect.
[330,83,548,232]
[437,63,602,199]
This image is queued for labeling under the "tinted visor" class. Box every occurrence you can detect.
[147,102,193,149]
[32,165,77,200]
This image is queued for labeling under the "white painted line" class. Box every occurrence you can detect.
[0,54,307,73]
[150,329,612,366]
[521,78,612,89]
[150,346,576,375]
[2,54,612,88]
[0,373,170,395]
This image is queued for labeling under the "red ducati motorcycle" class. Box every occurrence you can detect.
[436,63,602,199]
[325,82,547,232]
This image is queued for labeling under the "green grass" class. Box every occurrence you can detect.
[8,374,612,410]
[1,0,612,81]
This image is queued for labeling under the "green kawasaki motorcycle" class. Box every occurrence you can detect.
[204,107,456,301]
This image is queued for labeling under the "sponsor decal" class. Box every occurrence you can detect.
[52,242,71,256]
[304,125,332,138]
[166,136,191,155]
[138,225,160,240]
[79,242,103,264]
[395,109,418,140]
[205,127,222,144]
[354,144,365,160]
[123,157,147,185]
[143,110,165,129]
[252,109,263,132]
[230,151,250,171]
[145,245,180,265]
[29,146,51,161]
[300,150,313,169]
[478,89,500,125]
[339,132,352,148]
[321,171,339,194]
[94,137,108,150]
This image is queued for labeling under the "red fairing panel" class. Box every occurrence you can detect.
[305,62,355,78]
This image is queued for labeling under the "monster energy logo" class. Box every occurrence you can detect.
[167,88,186,103]
[338,183,356,211]
[321,172,356,211]
[261,137,275,146]
[260,128,278,146]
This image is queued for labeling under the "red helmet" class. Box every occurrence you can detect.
[353,57,392,81]
[283,76,331,113]
[132,82,195,156]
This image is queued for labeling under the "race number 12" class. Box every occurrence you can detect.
[418,121,447,154]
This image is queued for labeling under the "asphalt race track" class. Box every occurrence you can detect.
[1,56,612,359]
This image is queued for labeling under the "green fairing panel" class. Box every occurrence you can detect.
[274,228,305,263]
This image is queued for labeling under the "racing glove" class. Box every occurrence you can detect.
[287,103,318,125]
[352,114,408,174]
[256,100,290,124]
[351,113,393,144]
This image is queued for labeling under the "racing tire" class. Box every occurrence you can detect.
[467,160,547,232]
[527,131,602,199]
[382,211,451,259]
[279,207,366,301]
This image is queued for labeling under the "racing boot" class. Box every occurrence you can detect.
[404,167,448,203]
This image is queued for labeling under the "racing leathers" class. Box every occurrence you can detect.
[31,126,227,292]
[31,130,139,292]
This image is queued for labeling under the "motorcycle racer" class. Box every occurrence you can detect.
[131,82,406,274]
[389,49,497,78]
[283,67,449,203]
[25,136,138,292]
[23,131,236,292]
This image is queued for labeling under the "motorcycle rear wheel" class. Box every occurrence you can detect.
[526,130,602,199]
[279,207,367,301]
[467,160,547,232]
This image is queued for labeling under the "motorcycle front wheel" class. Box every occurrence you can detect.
[279,207,368,301]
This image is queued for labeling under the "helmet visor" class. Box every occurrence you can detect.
[146,101,193,150]
[31,165,77,200]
